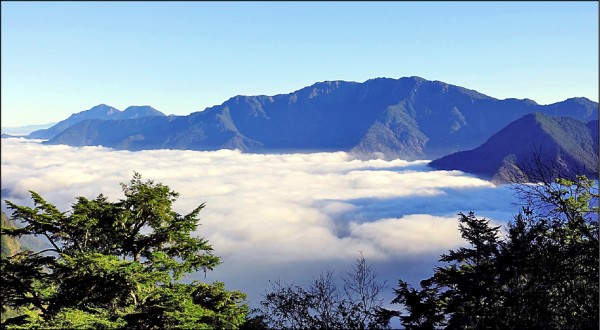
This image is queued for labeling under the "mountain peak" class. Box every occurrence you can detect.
[504,98,538,106]
[122,105,166,118]
[429,112,598,183]
[407,75,427,82]
[89,103,116,110]
[124,105,152,110]
[545,96,597,108]
[37,77,598,169]
[27,104,165,140]
[306,79,353,90]
[86,104,119,116]
[561,97,596,106]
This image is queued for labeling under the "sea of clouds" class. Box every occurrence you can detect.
[1,138,520,310]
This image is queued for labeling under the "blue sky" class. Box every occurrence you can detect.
[1,1,598,126]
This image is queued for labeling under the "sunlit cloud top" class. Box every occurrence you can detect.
[1,138,517,303]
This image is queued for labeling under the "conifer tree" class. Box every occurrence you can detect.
[1,172,248,329]
[390,175,599,329]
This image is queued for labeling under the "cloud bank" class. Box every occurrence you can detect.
[1,138,518,306]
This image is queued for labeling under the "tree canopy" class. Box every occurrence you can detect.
[2,170,597,329]
[250,252,390,329]
[390,175,599,329]
[1,172,248,329]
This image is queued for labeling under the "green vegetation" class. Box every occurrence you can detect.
[1,212,26,323]
[1,173,248,329]
[251,175,598,329]
[2,172,598,329]
[1,212,20,259]
[249,253,389,329]
[389,175,599,329]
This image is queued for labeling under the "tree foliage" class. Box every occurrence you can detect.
[251,253,389,329]
[390,175,599,329]
[1,172,248,329]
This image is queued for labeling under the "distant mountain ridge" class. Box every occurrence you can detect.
[1,122,57,136]
[1,211,48,259]
[429,113,599,183]
[42,77,598,160]
[28,104,166,140]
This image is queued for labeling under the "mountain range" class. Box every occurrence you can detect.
[11,76,598,182]
[28,104,166,140]
[40,77,597,162]
[429,113,599,183]
[1,122,56,136]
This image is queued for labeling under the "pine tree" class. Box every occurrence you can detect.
[390,175,599,329]
[1,172,248,329]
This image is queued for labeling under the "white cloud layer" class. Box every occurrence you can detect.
[1,138,518,306]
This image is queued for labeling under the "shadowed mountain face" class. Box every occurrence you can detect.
[1,211,49,259]
[44,77,598,160]
[429,113,599,183]
[1,212,19,259]
[28,104,166,140]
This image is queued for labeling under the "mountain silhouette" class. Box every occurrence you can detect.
[44,77,597,160]
[429,113,599,183]
[28,104,166,140]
